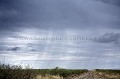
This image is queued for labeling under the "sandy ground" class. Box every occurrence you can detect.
[36,71,119,79]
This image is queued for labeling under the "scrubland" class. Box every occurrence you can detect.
[0,64,120,79]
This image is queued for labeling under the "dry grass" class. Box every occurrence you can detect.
[97,72,120,79]
[95,69,120,79]
[36,74,63,79]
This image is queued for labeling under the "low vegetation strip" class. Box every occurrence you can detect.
[0,64,120,79]
[34,68,88,77]
[95,69,120,74]
[0,64,87,79]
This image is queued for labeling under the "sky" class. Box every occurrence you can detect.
[0,0,120,69]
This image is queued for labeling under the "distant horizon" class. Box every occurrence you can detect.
[1,60,120,70]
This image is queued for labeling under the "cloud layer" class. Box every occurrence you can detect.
[0,0,120,69]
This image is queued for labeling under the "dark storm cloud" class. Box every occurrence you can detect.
[0,0,120,69]
[5,44,37,52]
[7,47,21,51]
[97,0,120,6]
[94,33,120,44]
[0,0,120,31]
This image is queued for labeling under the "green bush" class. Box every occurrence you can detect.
[95,69,120,75]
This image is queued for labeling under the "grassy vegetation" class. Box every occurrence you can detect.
[95,69,120,74]
[1,63,120,79]
[34,67,88,77]
[0,64,88,79]
[0,64,36,79]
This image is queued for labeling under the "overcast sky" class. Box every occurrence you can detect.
[0,0,120,69]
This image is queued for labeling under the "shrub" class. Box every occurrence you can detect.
[0,64,36,79]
